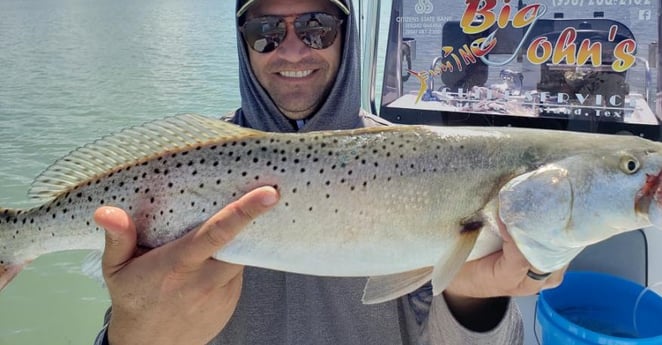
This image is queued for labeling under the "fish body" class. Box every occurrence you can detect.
[1,114,662,303]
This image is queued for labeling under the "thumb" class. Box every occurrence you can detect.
[94,206,138,275]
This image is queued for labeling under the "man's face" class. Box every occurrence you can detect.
[244,0,343,120]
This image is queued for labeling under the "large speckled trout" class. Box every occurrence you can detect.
[2,114,662,303]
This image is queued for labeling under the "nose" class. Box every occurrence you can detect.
[275,21,312,61]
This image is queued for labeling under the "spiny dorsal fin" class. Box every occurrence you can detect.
[28,114,263,201]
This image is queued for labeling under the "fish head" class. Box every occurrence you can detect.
[500,142,662,273]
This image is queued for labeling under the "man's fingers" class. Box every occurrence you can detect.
[94,206,138,275]
[182,186,280,264]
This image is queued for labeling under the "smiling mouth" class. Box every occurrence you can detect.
[278,70,313,78]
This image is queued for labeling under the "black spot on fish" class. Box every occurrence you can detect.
[200,159,206,164]
[192,170,198,176]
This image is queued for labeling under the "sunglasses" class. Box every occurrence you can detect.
[240,12,343,53]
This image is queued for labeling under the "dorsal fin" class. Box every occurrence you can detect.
[28,114,262,201]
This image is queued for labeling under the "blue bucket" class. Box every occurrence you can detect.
[536,271,662,344]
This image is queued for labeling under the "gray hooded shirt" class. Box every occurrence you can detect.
[212,0,523,344]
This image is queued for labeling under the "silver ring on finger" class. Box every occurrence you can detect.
[526,269,552,281]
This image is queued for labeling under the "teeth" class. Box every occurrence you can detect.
[279,70,313,78]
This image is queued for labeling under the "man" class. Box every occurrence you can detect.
[94,0,566,344]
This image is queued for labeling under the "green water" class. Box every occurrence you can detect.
[0,0,239,344]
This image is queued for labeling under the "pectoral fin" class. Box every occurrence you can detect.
[362,267,433,304]
[361,228,481,304]
[431,229,480,296]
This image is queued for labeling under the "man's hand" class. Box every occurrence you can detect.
[94,186,279,345]
[443,220,567,331]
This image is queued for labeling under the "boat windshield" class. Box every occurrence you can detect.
[377,0,661,139]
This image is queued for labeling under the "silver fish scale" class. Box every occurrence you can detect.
[6,115,662,284]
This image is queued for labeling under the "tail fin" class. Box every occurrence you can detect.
[0,262,27,292]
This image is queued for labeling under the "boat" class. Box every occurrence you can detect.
[358,0,662,342]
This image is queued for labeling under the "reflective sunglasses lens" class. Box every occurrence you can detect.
[294,13,340,50]
[242,17,286,53]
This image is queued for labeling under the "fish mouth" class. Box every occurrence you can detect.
[635,169,662,227]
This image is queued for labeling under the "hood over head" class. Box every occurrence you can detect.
[232,0,361,132]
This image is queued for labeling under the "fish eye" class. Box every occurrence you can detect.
[619,155,640,174]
